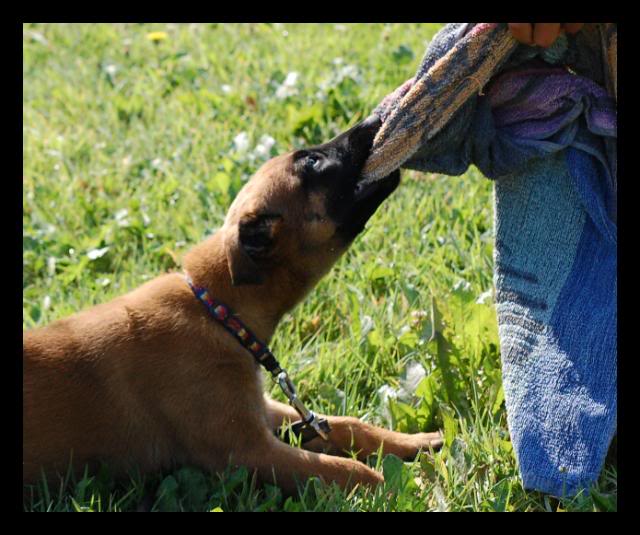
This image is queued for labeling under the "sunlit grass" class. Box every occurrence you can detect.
[23,22,616,512]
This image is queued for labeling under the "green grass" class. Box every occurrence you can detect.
[23,22,617,512]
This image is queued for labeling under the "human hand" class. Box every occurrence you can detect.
[508,23,584,48]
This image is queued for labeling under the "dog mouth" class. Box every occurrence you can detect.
[337,169,400,240]
[318,113,400,241]
[349,116,399,204]
[354,173,394,202]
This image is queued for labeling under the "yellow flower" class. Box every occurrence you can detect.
[146,31,168,42]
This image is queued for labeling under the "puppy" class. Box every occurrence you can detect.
[23,116,442,494]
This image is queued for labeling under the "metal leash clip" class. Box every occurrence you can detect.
[276,370,330,441]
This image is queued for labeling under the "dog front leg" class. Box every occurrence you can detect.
[235,433,384,494]
[263,395,299,429]
[304,416,443,461]
[264,397,442,461]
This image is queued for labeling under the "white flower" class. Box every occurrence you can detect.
[284,72,299,86]
[28,31,49,46]
[254,134,276,158]
[87,247,109,260]
[377,384,399,425]
[221,84,232,94]
[233,132,250,153]
[452,278,472,293]
[398,361,427,401]
[275,71,299,99]
[115,208,129,227]
[43,295,51,310]
[104,63,118,76]
[377,384,398,403]
[339,64,360,82]
[476,289,493,304]
[360,315,374,337]
[115,208,128,221]
[47,257,56,276]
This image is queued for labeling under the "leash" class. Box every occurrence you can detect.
[183,273,331,443]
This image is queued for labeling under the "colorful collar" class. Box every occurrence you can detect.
[183,272,331,442]
[184,274,283,376]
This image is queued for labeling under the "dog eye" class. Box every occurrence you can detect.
[304,155,322,172]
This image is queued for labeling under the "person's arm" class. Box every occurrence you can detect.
[508,23,584,48]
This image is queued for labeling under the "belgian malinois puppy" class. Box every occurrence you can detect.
[23,116,443,494]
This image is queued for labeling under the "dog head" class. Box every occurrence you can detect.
[222,115,400,288]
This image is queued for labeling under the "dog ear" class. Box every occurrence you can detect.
[224,213,283,286]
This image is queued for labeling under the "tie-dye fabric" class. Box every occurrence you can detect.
[362,23,617,497]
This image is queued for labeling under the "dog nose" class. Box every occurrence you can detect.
[348,114,382,152]
[359,114,382,132]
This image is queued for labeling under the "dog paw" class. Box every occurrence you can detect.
[406,431,444,459]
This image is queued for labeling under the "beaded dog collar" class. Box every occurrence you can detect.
[183,272,331,443]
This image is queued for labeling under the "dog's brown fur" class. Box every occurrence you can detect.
[23,122,442,494]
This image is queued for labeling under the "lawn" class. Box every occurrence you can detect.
[22,22,617,512]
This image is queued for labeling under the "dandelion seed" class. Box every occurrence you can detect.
[221,84,232,94]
